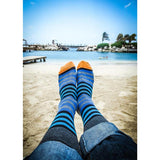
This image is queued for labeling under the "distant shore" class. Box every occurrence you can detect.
[77,46,137,53]
[23,44,137,53]
[23,62,137,157]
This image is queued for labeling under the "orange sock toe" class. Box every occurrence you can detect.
[77,61,92,70]
[59,61,75,75]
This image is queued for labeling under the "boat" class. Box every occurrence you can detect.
[98,56,108,60]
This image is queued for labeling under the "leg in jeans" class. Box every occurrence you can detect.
[25,62,82,160]
[77,61,137,160]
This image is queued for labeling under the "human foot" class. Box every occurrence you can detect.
[59,61,77,100]
[77,60,94,98]
[49,62,78,135]
[77,61,102,126]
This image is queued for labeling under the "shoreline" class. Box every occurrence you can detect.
[23,62,137,157]
[23,60,137,66]
[23,49,137,53]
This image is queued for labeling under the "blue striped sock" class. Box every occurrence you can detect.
[77,61,102,126]
[49,62,77,135]
[78,94,102,126]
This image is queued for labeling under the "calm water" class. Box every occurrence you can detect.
[23,48,137,65]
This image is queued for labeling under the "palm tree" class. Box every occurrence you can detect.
[128,33,136,44]
[123,34,130,42]
[116,33,123,42]
[123,33,137,48]
[102,32,110,42]
[123,34,136,44]
[123,34,130,49]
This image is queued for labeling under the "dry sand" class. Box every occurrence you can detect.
[23,62,137,157]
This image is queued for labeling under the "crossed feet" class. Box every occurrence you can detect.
[58,61,94,111]
[50,61,102,135]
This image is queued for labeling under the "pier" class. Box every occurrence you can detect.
[23,56,47,64]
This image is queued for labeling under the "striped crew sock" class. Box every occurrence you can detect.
[50,61,77,135]
[77,61,107,131]
[40,62,81,155]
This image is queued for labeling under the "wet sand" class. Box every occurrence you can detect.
[23,62,137,157]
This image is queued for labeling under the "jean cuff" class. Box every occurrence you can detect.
[80,122,121,157]
[25,141,82,160]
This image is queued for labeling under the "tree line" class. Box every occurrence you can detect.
[97,32,137,49]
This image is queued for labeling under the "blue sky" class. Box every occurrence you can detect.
[23,0,137,45]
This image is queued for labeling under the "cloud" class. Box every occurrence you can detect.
[124,2,131,8]
[30,2,35,5]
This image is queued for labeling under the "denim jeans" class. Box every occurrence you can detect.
[25,122,137,160]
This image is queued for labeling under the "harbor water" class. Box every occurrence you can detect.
[23,48,137,65]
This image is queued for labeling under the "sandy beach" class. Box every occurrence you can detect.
[23,62,137,157]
